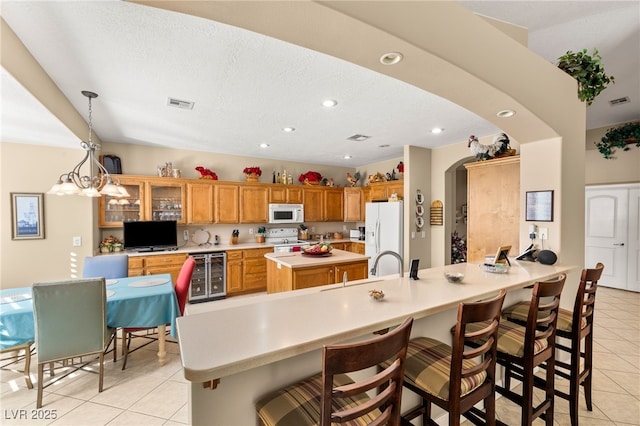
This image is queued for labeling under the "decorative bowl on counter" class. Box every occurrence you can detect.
[369,289,385,301]
[302,242,333,256]
[480,263,510,274]
[444,272,465,283]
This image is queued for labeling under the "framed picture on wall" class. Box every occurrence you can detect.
[11,192,45,240]
[525,190,554,222]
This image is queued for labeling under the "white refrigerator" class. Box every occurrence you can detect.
[365,201,403,277]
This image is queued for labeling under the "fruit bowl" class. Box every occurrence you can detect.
[302,243,333,256]
[444,272,465,283]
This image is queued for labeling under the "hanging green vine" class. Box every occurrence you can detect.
[557,49,615,106]
[595,121,640,159]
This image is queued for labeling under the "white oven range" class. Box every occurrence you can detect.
[265,227,310,253]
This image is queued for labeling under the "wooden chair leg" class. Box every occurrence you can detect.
[584,334,594,411]
[37,363,44,409]
[23,347,33,389]
[485,393,496,426]
[522,365,534,426]
[545,357,555,426]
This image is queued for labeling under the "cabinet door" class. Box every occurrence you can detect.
[344,188,363,222]
[324,189,344,222]
[350,242,365,254]
[334,262,368,283]
[292,266,333,290]
[368,184,387,201]
[269,186,287,203]
[386,181,404,199]
[147,180,186,224]
[286,187,303,203]
[226,251,244,294]
[187,182,214,224]
[99,177,145,227]
[215,184,239,223]
[240,186,269,223]
[303,188,324,222]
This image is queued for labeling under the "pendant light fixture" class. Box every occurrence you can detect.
[48,91,129,197]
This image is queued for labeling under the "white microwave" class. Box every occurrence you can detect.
[268,203,304,224]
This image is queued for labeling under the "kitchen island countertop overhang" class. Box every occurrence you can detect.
[178,260,577,384]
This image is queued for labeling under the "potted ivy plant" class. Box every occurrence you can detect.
[557,48,614,106]
[595,121,640,159]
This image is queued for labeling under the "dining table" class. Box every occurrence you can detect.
[0,274,180,365]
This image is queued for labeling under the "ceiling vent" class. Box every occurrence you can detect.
[167,97,194,110]
[347,134,371,142]
[609,96,630,106]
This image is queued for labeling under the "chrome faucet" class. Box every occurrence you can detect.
[370,251,404,277]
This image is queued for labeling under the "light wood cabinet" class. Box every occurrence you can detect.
[215,183,239,223]
[127,253,187,284]
[366,181,404,202]
[146,178,186,224]
[187,182,214,224]
[269,186,303,204]
[267,258,369,293]
[464,156,520,263]
[303,187,344,222]
[349,242,365,254]
[226,247,272,296]
[324,188,344,222]
[344,188,364,222]
[240,185,269,223]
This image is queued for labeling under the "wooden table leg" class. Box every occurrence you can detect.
[157,324,167,365]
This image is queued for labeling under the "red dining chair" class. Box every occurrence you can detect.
[121,256,195,370]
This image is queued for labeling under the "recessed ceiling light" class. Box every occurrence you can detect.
[259,143,269,148]
[380,52,403,65]
[344,155,352,160]
[322,99,338,108]
[378,144,390,148]
[496,109,516,118]
[431,127,444,134]
[347,134,371,142]
[282,127,295,132]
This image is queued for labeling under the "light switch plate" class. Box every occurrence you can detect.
[72,236,81,247]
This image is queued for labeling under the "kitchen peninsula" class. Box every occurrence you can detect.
[179,260,576,425]
[265,249,369,293]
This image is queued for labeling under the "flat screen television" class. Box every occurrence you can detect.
[123,220,178,252]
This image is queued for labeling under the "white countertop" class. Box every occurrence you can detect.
[264,248,369,268]
[177,260,576,383]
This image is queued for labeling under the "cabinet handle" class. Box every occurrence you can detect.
[613,243,625,246]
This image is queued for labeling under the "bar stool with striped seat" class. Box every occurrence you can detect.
[256,317,413,426]
[398,290,506,426]
[466,275,565,426]
[501,263,603,426]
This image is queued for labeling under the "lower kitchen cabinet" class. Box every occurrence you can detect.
[226,247,273,296]
[267,259,368,293]
[127,253,188,284]
[349,242,365,254]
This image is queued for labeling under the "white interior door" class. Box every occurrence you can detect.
[585,184,639,291]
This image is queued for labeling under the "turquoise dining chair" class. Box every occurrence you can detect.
[0,341,34,389]
[82,254,128,279]
[32,278,116,408]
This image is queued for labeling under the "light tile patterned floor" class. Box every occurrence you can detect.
[1,286,638,425]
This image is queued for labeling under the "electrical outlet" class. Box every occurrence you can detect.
[411,231,416,239]
[342,225,347,231]
[72,236,81,247]
[539,227,548,240]
[183,230,189,241]
[249,228,254,234]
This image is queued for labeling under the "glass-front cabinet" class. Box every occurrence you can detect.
[98,176,186,227]
[148,180,185,223]
[98,177,145,227]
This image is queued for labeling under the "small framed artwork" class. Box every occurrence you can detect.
[526,190,554,222]
[11,192,45,240]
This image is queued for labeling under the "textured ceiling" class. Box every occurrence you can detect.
[1,1,638,167]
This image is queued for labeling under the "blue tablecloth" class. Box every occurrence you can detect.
[0,274,179,350]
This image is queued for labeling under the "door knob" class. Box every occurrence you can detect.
[613,243,625,246]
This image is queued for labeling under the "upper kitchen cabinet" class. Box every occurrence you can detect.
[215,183,239,223]
[269,185,303,204]
[240,185,269,223]
[147,178,186,224]
[187,182,214,224]
[303,187,344,222]
[464,156,520,263]
[366,181,404,202]
[344,188,364,222]
[99,176,145,227]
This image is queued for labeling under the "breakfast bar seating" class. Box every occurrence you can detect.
[501,262,604,426]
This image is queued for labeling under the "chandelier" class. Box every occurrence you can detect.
[48,91,129,197]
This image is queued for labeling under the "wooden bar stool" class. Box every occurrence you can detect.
[502,263,604,426]
[255,317,413,426]
[397,290,506,426]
